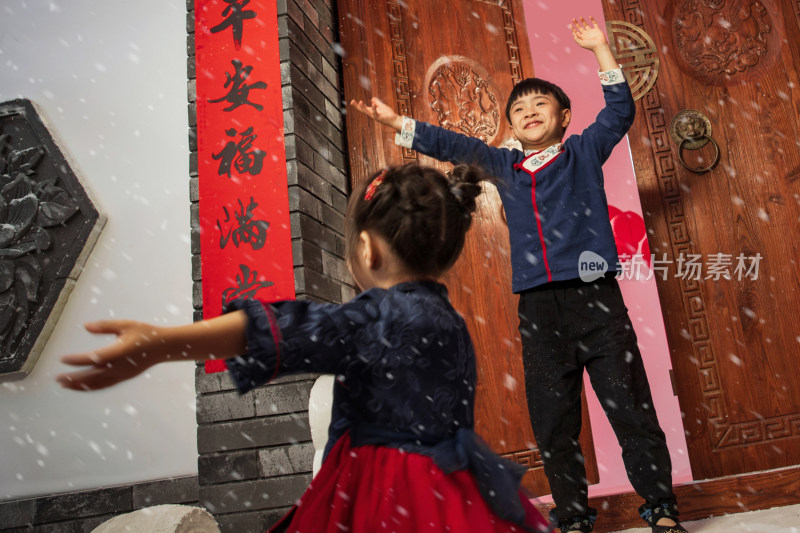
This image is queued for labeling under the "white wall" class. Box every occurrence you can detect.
[0,1,197,500]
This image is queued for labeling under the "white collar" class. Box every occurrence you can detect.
[519,143,564,173]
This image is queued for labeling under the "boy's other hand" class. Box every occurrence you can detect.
[349,97,403,131]
[569,16,609,51]
[56,320,166,391]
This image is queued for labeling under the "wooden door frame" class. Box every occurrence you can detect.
[336,0,600,496]
[534,465,800,532]
[588,0,800,522]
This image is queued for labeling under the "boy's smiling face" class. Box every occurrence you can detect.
[508,91,571,152]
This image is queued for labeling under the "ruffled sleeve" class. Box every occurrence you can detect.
[226,291,385,392]
[224,297,366,393]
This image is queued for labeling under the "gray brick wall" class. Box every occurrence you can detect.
[188,0,350,531]
[0,476,199,533]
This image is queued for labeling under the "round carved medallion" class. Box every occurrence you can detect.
[606,20,660,101]
[672,0,774,85]
[425,56,500,144]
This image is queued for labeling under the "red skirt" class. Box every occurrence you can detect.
[270,433,549,533]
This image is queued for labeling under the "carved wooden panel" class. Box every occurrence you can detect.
[424,56,501,144]
[603,0,800,479]
[386,1,416,161]
[0,99,105,377]
[672,0,776,85]
[340,0,600,497]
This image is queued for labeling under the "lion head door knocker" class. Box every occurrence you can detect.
[669,109,720,174]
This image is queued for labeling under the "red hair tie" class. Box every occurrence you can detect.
[364,169,387,200]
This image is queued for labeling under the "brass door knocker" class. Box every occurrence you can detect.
[669,110,720,174]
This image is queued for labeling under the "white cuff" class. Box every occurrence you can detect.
[598,67,625,85]
[394,116,416,148]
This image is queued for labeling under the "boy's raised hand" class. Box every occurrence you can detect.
[569,16,608,51]
[349,97,403,131]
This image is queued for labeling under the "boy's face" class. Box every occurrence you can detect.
[508,91,571,152]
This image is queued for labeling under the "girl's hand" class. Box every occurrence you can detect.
[56,320,168,391]
[349,97,403,130]
[569,16,608,51]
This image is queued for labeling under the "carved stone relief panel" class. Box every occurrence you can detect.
[671,0,775,85]
[0,99,105,378]
[424,56,501,144]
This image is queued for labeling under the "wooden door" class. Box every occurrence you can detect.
[337,0,599,495]
[601,0,800,480]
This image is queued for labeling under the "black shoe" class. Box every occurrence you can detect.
[559,518,594,533]
[549,508,596,533]
[651,522,688,533]
[639,498,685,532]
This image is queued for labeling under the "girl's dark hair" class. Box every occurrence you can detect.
[345,163,486,278]
[505,77,571,121]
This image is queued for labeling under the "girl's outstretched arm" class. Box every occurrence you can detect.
[56,311,248,391]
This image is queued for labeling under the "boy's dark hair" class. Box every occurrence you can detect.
[505,78,571,121]
[346,163,486,277]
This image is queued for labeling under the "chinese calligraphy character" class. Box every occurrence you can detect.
[217,197,269,250]
[209,59,267,112]
[221,264,274,307]
[733,253,762,280]
[705,253,732,280]
[210,0,257,50]
[212,126,266,178]
[676,253,702,280]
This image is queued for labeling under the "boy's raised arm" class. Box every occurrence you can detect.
[570,16,618,72]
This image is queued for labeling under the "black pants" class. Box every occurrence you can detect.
[518,275,674,528]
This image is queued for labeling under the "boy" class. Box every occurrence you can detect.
[351,16,688,533]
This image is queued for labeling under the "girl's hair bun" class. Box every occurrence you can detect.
[346,163,488,278]
[446,164,486,215]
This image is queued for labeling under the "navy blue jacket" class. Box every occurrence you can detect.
[398,72,635,292]
[226,282,476,454]
[224,283,534,525]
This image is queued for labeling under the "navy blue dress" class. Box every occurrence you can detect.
[225,281,547,532]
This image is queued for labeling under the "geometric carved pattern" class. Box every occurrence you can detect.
[625,0,800,450]
[621,1,732,448]
[0,99,105,377]
[501,448,544,470]
[387,0,525,149]
[673,0,773,85]
[715,413,800,449]
[606,20,659,101]
[474,0,524,85]
[387,1,416,161]
[426,57,501,143]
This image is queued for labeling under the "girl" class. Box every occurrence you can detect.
[57,163,550,533]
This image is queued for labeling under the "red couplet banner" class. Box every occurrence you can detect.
[195,0,295,372]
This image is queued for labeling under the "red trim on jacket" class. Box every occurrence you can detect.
[264,303,282,382]
[514,150,564,283]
